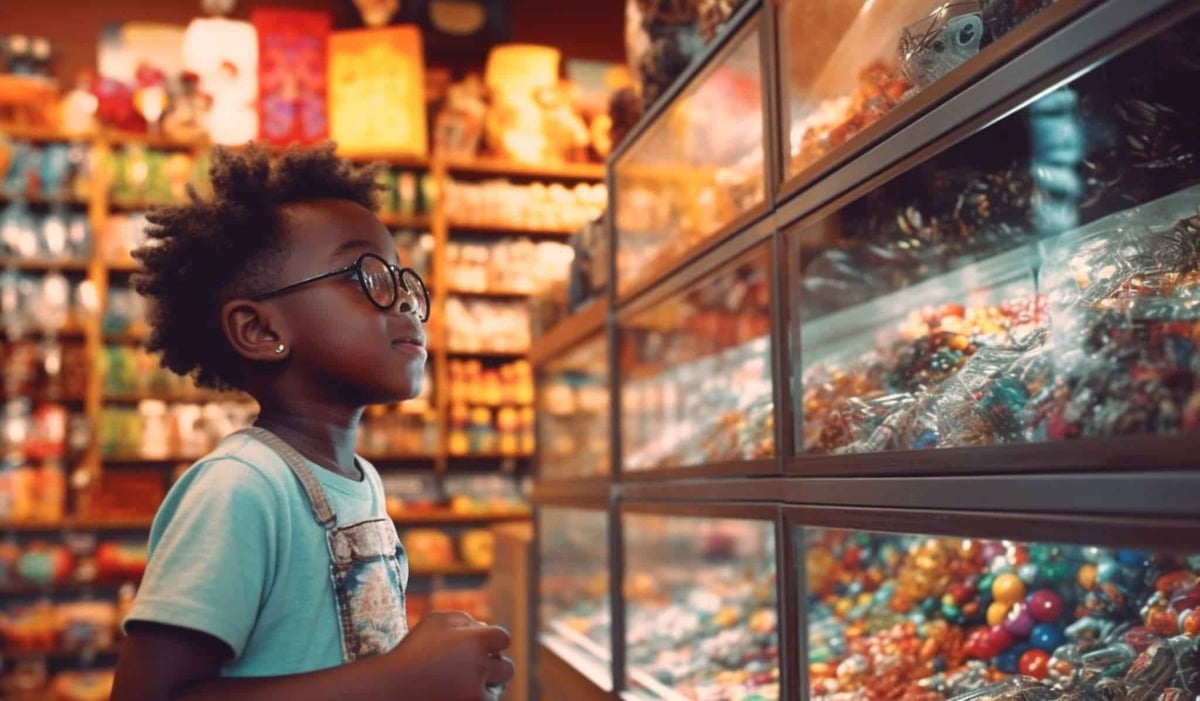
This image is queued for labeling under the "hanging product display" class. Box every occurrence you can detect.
[180,17,259,145]
[328,26,427,157]
[252,8,330,147]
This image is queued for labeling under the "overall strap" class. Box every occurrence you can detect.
[231,426,338,529]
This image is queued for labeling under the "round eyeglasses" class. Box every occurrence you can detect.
[251,252,430,322]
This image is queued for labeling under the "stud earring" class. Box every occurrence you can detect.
[275,343,286,354]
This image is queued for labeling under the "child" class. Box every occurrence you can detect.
[111,145,513,701]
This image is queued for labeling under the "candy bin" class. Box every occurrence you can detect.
[798,524,1200,700]
[623,510,779,700]
[539,506,612,690]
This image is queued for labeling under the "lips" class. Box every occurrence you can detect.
[392,335,426,348]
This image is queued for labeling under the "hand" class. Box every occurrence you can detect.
[386,611,514,701]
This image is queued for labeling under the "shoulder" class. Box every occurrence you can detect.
[165,432,298,515]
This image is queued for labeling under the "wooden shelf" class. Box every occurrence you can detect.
[103,391,253,404]
[2,517,154,532]
[104,130,199,150]
[0,124,89,143]
[105,261,141,274]
[1,328,87,341]
[447,287,533,299]
[391,509,530,525]
[448,453,535,461]
[338,150,430,169]
[379,212,431,229]
[108,199,181,212]
[410,562,491,577]
[0,257,90,271]
[447,220,581,237]
[446,348,529,359]
[0,193,88,206]
[1,579,135,596]
[444,158,604,182]
[5,644,123,661]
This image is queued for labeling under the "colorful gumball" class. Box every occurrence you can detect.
[1030,623,1065,652]
[987,601,1010,627]
[993,573,1026,606]
[1004,603,1035,636]
[1019,649,1051,679]
[1026,590,1064,623]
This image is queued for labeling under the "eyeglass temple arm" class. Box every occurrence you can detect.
[251,265,354,301]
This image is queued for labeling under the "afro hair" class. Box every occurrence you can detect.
[132,143,382,391]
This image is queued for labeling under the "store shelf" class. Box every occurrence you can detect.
[379,213,432,229]
[2,517,155,532]
[447,220,581,237]
[0,257,90,271]
[0,124,89,143]
[103,130,199,151]
[446,287,534,299]
[391,509,529,525]
[108,199,180,212]
[444,158,604,182]
[446,348,529,359]
[1,579,135,597]
[410,562,491,577]
[338,149,430,169]
[102,391,253,404]
[104,261,141,274]
[4,644,123,661]
[528,300,607,367]
[0,328,87,341]
[0,193,88,206]
[360,453,439,464]
[101,454,204,466]
[103,330,149,344]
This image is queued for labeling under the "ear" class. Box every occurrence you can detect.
[220,298,290,362]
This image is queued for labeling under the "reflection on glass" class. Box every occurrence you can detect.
[538,337,610,480]
[625,514,778,700]
[800,527,1200,700]
[794,17,1200,455]
[621,248,773,471]
[614,18,765,297]
[539,507,611,689]
[780,0,1058,179]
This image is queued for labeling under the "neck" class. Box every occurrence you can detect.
[253,396,363,479]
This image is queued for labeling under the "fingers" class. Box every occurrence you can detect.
[474,624,512,653]
[436,610,478,628]
[485,654,515,688]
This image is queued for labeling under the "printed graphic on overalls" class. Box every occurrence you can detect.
[329,519,410,662]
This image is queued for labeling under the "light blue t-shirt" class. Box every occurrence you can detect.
[124,431,404,677]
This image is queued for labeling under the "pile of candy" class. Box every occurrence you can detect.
[803,202,1200,453]
[625,516,780,700]
[805,530,1200,700]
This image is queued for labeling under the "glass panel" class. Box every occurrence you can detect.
[614,17,765,298]
[799,526,1200,700]
[537,336,610,480]
[624,513,779,700]
[620,247,773,472]
[793,16,1200,455]
[539,507,612,689]
[780,0,1060,181]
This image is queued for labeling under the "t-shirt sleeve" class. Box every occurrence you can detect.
[123,458,279,659]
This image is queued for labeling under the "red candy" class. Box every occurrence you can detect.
[948,582,976,606]
[1026,590,1064,623]
[1019,649,1051,679]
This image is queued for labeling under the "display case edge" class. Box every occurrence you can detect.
[529,301,609,367]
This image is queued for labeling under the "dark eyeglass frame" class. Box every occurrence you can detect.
[251,252,431,322]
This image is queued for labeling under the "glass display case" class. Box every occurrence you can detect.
[792,14,1200,456]
[620,246,773,473]
[537,335,610,480]
[779,0,1061,183]
[797,522,1200,700]
[538,506,612,690]
[613,14,766,299]
[623,511,779,700]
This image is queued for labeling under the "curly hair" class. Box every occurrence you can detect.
[133,143,382,391]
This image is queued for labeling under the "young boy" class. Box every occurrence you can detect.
[111,145,514,700]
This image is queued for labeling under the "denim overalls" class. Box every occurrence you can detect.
[236,427,410,662]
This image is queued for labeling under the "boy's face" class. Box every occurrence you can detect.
[268,198,427,405]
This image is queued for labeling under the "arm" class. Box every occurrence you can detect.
[112,613,515,701]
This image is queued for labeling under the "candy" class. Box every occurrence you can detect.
[1004,603,1036,636]
[1029,623,1065,652]
[1026,590,1064,623]
[1019,649,1051,679]
[993,574,1027,606]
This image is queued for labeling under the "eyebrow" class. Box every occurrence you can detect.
[329,239,381,261]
